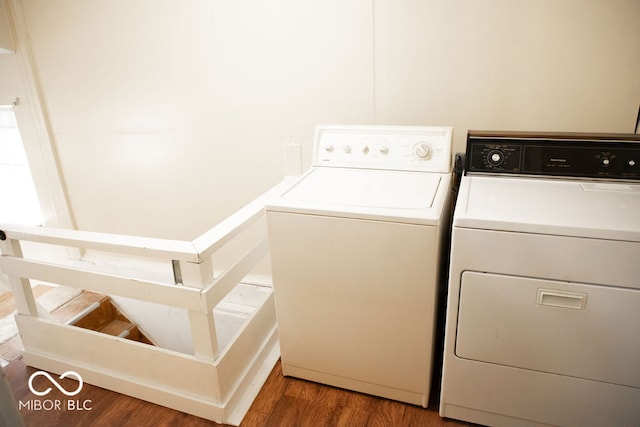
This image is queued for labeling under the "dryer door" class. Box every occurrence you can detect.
[455,272,640,388]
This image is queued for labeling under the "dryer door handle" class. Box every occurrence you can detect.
[536,289,588,310]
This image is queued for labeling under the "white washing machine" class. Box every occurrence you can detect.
[440,131,640,426]
[266,124,453,407]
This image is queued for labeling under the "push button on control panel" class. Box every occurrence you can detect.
[596,152,615,168]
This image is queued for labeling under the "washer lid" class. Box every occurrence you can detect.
[455,175,640,242]
[267,167,450,225]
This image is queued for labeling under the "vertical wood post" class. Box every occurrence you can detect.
[1,239,38,316]
[174,258,213,289]
[177,256,218,361]
[188,309,219,362]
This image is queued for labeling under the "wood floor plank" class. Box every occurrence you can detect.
[48,290,105,324]
[0,335,23,361]
[366,398,410,427]
[0,285,54,319]
[283,375,324,401]
[269,394,340,427]
[0,291,14,318]
[240,360,289,427]
[334,402,372,427]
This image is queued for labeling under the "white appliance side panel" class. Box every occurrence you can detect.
[456,272,640,388]
[266,211,441,396]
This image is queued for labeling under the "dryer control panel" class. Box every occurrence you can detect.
[313,125,453,173]
[466,131,640,180]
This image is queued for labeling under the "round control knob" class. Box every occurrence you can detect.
[628,159,636,167]
[362,146,370,155]
[487,149,504,166]
[325,145,334,153]
[343,145,352,154]
[379,146,389,155]
[414,143,432,159]
[601,158,610,166]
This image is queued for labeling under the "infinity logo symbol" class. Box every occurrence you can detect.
[28,371,84,397]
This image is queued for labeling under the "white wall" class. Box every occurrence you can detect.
[12,0,640,239]
[373,1,640,133]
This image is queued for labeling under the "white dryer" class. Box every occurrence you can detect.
[440,131,640,426]
[266,124,453,407]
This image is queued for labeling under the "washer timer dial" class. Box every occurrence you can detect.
[414,142,433,159]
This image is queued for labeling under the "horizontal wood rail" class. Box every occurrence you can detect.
[0,224,199,262]
[0,177,295,265]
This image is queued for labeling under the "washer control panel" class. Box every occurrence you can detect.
[466,131,640,180]
[313,125,453,173]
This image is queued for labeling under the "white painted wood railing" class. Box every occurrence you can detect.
[0,177,295,425]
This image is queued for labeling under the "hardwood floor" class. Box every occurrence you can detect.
[243,361,471,427]
[4,357,215,426]
[1,287,474,426]
[4,357,473,427]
